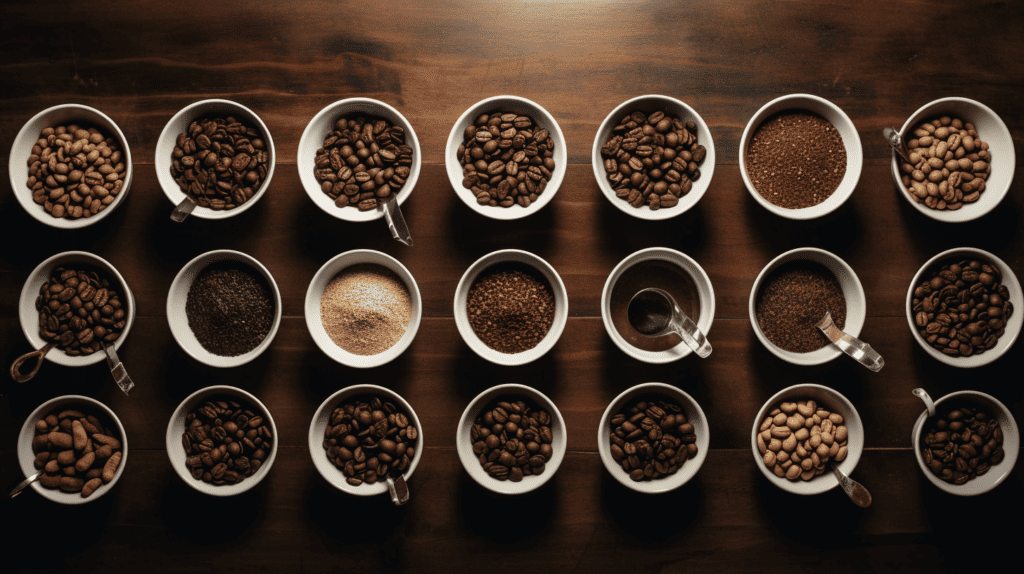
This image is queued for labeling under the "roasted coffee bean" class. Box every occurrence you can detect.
[920,403,1004,485]
[458,111,556,208]
[32,405,123,498]
[324,396,417,485]
[910,258,1012,357]
[171,115,269,210]
[472,398,554,481]
[757,399,849,482]
[900,116,991,210]
[26,123,126,219]
[182,396,272,486]
[610,397,696,482]
[601,109,704,210]
[314,114,412,210]
[35,266,126,357]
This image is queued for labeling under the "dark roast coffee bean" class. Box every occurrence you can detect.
[610,397,695,481]
[471,399,554,482]
[171,115,269,210]
[920,403,1004,485]
[182,397,272,487]
[36,266,126,357]
[458,111,556,208]
[324,396,417,486]
[314,114,412,210]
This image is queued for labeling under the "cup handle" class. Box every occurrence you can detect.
[10,343,54,383]
[170,196,197,223]
[912,388,936,417]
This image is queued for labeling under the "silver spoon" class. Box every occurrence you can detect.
[817,312,884,372]
[170,196,198,223]
[9,470,42,499]
[386,473,410,505]
[379,195,413,246]
[882,126,914,164]
[831,462,872,507]
[103,343,134,396]
[627,288,711,358]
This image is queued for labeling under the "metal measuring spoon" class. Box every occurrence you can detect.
[170,196,198,223]
[386,473,410,506]
[817,312,884,372]
[627,288,711,358]
[883,126,914,164]
[103,343,134,396]
[831,462,872,507]
[379,195,413,246]
[8,470,42,499]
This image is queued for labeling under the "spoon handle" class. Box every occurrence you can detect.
[9,470,42,499]
[832,463,872,507]
[386,474,410,506]
[10,342,55,383]
[170,196,197,223]
[380,196,413,247]
[817,312,884,372]
[883,126,913,164]
[104,344,134,396]
[670,312,712,358]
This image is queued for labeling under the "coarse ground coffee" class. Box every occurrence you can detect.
[745,111,847,209]
[755,261,846,353]
[467,263,555,353]
[610,260,700,352]
[320,264,411,355]
[185,263,275,357]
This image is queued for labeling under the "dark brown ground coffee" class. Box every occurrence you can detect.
[186,262,275,357]
[755,261,846,353]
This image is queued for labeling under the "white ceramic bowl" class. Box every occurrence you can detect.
[891,98,1015,223]
[601,247,715,364]
[445,95,567,220]
[18,394,128,504]
[167,250,282,368]
[297,98,421,222]
[598,382,710,493]
[751,383,864,495]
[739,94,863,220]
[155,99,276,220]
[165,385,278,496]
[9,104,133,229]
[308,384,424,497]
[592,95,716,220]
[749,248,866,366]
[912,390,1019,495]
[305,249,422,368]
[905,247,1022,368]
[454,249,569,366]
[456,383,567,495]
[18,251,136,368]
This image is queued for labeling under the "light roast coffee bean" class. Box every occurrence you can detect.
[35,266,127,357]
[609,397,697,481]
[32,406,123,497]
[920,403,1004,485]
[26,123,126,219]
[756,399,849,482]
[899,115,991,211]
[458,112,556,208]
[472,399,553,482]
[314,114,413,211]
[323,396,417,486]
[171,115,269,210]
[182,398,273,486]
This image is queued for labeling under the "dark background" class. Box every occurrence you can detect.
[1,1,1021,572]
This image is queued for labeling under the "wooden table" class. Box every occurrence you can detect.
[2,1,1021,572]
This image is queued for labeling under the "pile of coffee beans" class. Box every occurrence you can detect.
[467,264,555,354]
[899,116,991,211]
[185,262,275,357]
[32,406,123,497]
[314,114,413,211]
[36,266,127,356]
[600,110,705,210]
[171,115,270,210]
[920,403,1004,485]
[458,111,556,208]
[322,396,418,486]
[911,258,1012,357]
[182,397,273,486]
[472,399,554,482]
[755,261,847,353]
[609,397,697,482]
[27,123,127,219]
[757,399,849,481]
[745,111,847,209]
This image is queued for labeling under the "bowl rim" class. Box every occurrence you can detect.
[296,97,421,222]
[166,249,283,368]
[9,103,134,229]
[738,93,863,220]
[596,382,710,493]
[307,383,425,496]
[889,97,1016,223]
[455,383,567,495]
[453,249,569,366]
[750,383,864,495]
[600,247,716,364]
[18,394,128,504]
[590,94,716,220]
[155,98,276,220]
[165,384,279,496]
[303,249,423,369]
[911,389,1019,495]
[748,247,866,365]
[19,250,136,367]
[904,247,1022,367]
[444,94,567,220]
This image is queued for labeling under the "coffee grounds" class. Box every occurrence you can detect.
[186,262,275,357]
[745,111,847,209]
[467,264,555,354]
[320,264,411,356]
[755,261,846,353]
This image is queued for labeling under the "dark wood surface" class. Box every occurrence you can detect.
[1,1,1022,572]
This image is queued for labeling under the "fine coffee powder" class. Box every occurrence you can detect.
[185,263,275,357]
[320,264,411,355]
[745,111,847,209]
[755,261,846,353]
[467,263,555,353]
[610,260,700,352]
